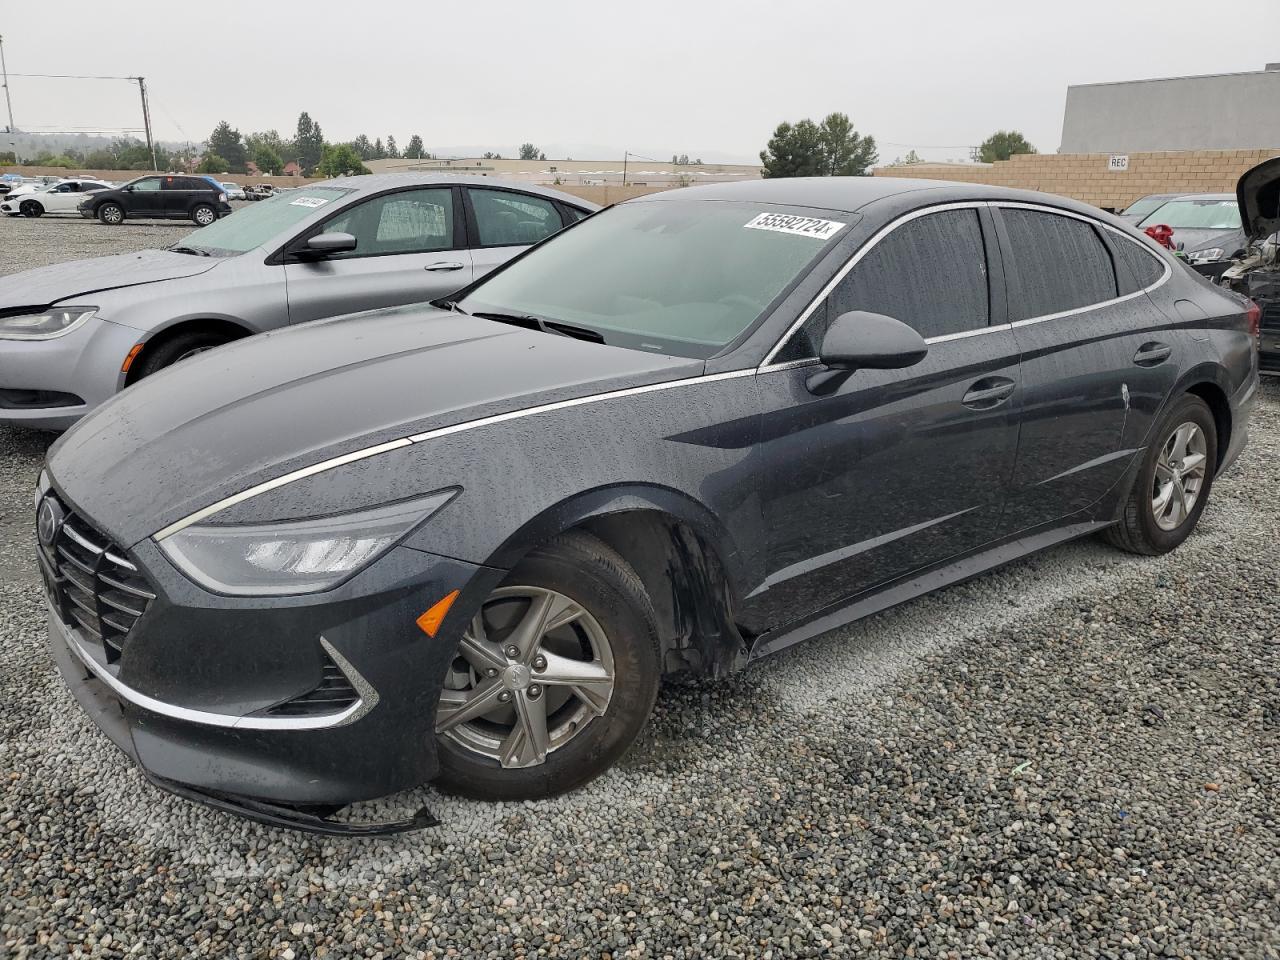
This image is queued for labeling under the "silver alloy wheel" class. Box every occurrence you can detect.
[435,586,616,769]
[194,206,216,225]
[101,205,123,224]
[1152,421,1208,531]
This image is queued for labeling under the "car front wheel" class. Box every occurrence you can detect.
[191,204,217,226]
[97,203,124,225]
[1106,394,1217,556]
[19,199,43,217]
[434,531,661,800]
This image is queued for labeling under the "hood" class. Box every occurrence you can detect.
[0,249,220,310]
[46,304,699,547]
[1237,156,1280,243]
[1168,226,1245,258]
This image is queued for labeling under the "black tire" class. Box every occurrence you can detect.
[97,202,124,225]
[434,531,662,801]
[191,203,217,226]
[1105,394,1217,556]
[19,199,42,218]
[133,331,230,380]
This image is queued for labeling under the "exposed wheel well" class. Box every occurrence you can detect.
[125,319,253,385]
[567,510,748,678]
[1186,381,1231,471]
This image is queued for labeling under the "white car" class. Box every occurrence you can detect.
[0,179,115,217]
[220,182,247,201]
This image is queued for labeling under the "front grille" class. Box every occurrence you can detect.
[37,495,155,663]
[1261,302,1280,333]
[267,656,358,717]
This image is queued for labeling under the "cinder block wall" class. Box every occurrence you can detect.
[874,149,1280,210]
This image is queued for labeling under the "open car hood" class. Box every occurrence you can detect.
[1237,156,1280,243]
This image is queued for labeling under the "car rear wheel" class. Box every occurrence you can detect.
[133,331,230,380]
[19,199,42,218]
[1105,394,1217,556]
[434,531,661,800]
[97,203,124,225]
[191,204,217,226]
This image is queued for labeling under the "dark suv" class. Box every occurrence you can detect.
[79,175,233,226]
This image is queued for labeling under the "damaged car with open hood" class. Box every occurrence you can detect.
[37,177,1258,833]
[1219,156,1280,374]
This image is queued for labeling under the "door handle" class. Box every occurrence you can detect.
[425,261,465,272]
[961,377,1016,409]
[1133,342,1172,366]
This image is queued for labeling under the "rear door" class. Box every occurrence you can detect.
[993,204,1180,532]
[283,185,472,324]
[745,205,1024,628]
[464,186,575,279]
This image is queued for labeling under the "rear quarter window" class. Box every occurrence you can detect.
[1111,236,1168,294]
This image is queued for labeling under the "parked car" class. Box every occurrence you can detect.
[1117,192,1185,223]
[1136,193,1248,263]
[220,182,247,201]
[0,175,597,429]
[77,174,233,226]
[244,184,279,201]
[38,176,1258,832]
[0,179,113,217]
[2,176,64,205]
[1220,156,1280,374]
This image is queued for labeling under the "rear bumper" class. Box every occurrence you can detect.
[1220,368,1259,474]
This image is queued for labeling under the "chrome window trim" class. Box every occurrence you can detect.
[152,368,758,541]
[757,199,1173,372]
[54,606,374,730]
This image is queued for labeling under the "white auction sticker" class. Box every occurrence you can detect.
[744,212,845,240]
[290,196,331,208]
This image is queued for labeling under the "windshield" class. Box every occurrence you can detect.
[171,186,352,256]
[1122,196,1170,219]
[1139,198,1240,230]
[458,199,848,359]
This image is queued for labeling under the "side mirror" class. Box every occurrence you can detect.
[302,232,358,257]
[819,310,929,371]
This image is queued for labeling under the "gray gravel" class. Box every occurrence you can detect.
[2,217,1278,958]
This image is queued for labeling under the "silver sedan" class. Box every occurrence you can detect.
[0,174,597,430]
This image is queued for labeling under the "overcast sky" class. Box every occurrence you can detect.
[4,0,1278,164]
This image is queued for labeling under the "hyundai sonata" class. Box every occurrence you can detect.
[39,176,1259,832]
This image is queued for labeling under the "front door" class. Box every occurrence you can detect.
[992,206,1182,532]
[124,177,166,218]
[284,186,473,324]
[744,206,1023,630]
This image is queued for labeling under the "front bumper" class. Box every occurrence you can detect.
[0,317,142,430]
[45,518,504,817]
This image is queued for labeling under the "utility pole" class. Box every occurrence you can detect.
[135,76,157,171]
[622,151,628,187]
[0,35,16,135]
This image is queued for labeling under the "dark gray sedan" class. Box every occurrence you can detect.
[0,175,596,429]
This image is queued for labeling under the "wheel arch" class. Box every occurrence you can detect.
[485,485,752,677]
[1164,361,1233,472]
[123,316,255,385]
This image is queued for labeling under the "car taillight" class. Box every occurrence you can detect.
[1144,223,1176,250]
[1245,299,1261,341]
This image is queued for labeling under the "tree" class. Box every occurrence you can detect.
[518,142,540,161]
[253,144,284,175]
[760,112,877,178]
[317,143,370,178]
[978,130,1036,163]
[405,135,425,159]
[83,148,116,168]
[902,149,923,165]
[371,137,386,160]
[294,112,326,175]
[206,121,248,173]
[197,154,230,175]
[482,151,503,160]
[386,135,399,159]
[32,152,78,169]
[0,151,16,165]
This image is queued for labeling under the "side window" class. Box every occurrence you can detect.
[470,188,561,246]
[56,183,77,193]
[1001,209,1117,320]
[131,178,162,192]
[774,208,990,362]
[1112,235,1167,295]
[321,188,455,257]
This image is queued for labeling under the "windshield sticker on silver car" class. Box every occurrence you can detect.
[744,213,844,240]
[290,196,331,208]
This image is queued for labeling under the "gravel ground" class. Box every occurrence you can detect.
[1,218,1278,958]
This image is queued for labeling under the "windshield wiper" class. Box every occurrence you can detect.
[473,311,605,344]
[168,245,211,257]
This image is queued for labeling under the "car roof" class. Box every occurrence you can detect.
[627,175,1123,220]
[315,173,601,210]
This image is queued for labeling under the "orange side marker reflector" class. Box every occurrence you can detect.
[416,589,460,637]
[121,343,145,373]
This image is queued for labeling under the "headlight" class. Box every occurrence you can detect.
[0,307,97,341]
[1189,247,1225,262]
[157,491,455,596]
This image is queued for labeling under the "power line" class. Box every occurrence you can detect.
[5,72,136,81]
